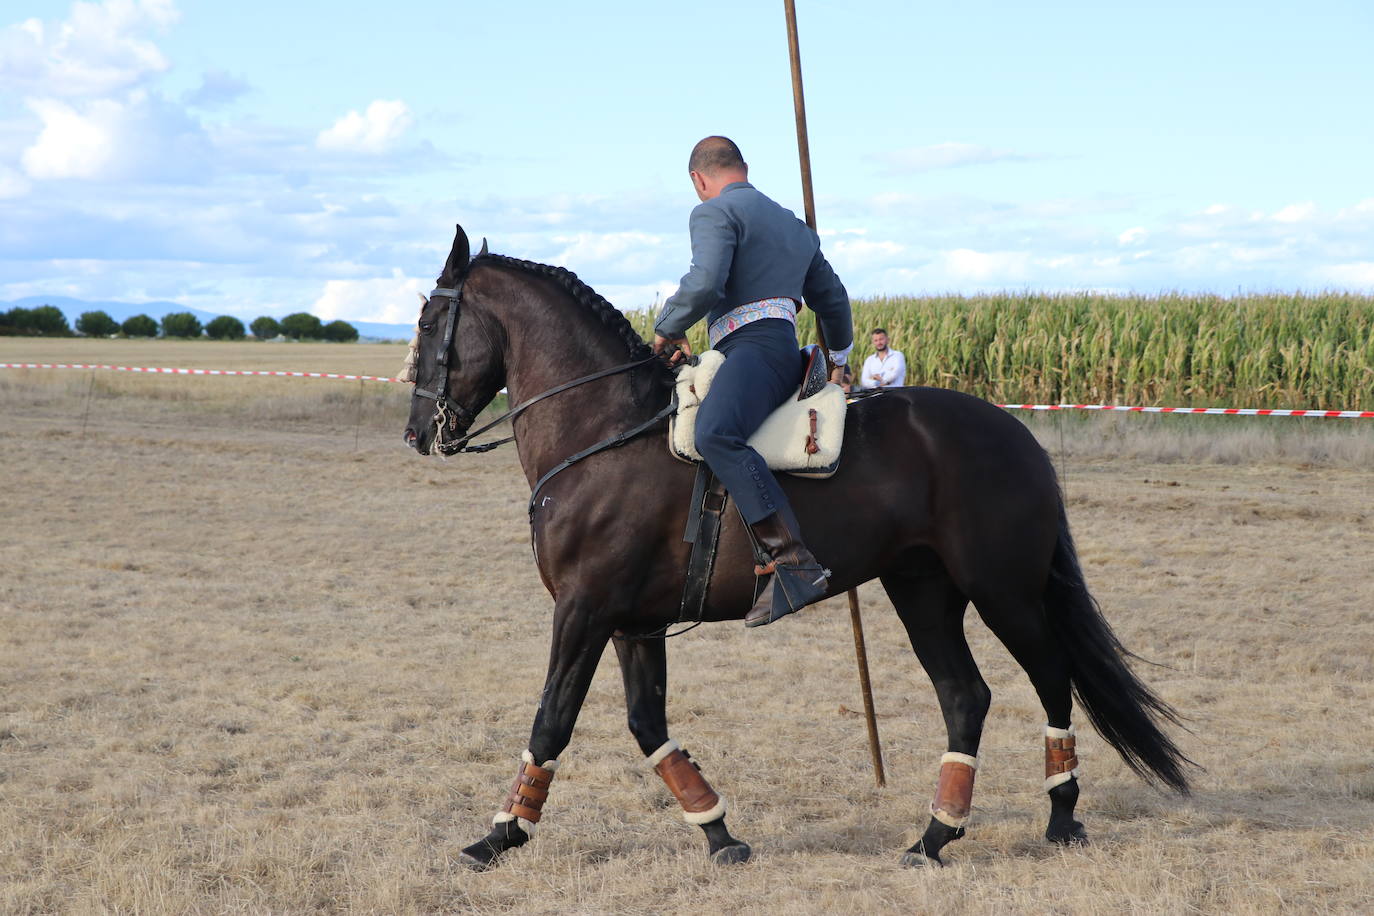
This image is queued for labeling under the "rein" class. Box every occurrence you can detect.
[412,275,664,456]
[450,353,663,456]
[413,275,674,492]
[415,267,691,635]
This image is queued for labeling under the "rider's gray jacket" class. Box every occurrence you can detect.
[653,181,853,354]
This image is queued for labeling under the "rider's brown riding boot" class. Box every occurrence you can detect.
[744,511,831,628]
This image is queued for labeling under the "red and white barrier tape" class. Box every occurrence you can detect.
[2,362,1371,418]
[0,362,405,384]
[996,403,1373,419]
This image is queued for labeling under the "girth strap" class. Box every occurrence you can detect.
[678,464,728,624]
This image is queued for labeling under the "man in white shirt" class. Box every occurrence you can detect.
[859,328,906,389]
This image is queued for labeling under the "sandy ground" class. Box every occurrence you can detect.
[2,342,1374,914]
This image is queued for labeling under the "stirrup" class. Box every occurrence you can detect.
[745,562,831,628]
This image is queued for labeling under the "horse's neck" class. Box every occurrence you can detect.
[495,303,661,488]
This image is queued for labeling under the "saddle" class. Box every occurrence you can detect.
[669,345,846,479]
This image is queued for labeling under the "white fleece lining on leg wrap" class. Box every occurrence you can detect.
[646,739,680,768]
[682,797,728,825]
[940,752,979,769]
[1045,724,1075,739]
[521,748,560,772]
[1044,768,1080,791]
[491,811,537,835]
[491,750,559,836]
[930,806,970,829]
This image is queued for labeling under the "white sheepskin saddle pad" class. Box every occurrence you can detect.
[669,350,846,479]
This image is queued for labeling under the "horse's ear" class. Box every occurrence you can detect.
[478,237,489,257]
[439,224,471,286]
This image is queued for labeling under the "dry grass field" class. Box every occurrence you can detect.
[3,339,1374,914]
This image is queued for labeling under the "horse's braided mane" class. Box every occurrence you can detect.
[476,253,654,361]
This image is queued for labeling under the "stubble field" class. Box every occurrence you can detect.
[2,339,1373,914]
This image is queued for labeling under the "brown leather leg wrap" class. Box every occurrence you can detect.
[931,760,976,827]
[501,759,556,824]
[654,749,722,821]
[1046,734,1078,781]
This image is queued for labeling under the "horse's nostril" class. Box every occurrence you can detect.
[404,429,417,447]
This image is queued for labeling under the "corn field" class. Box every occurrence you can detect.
[629,292,1374,409]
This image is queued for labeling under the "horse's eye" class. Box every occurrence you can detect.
[420,322,434,333]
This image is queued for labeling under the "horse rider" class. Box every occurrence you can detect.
[652,136,854,628]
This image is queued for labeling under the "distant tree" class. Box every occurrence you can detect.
[279,312,323,340]
[322,319,359,342]
[250,315,281,340]
[0,307,35,335]
[121,314,158,337]
[26,305,72,336]
[161,312,203,338]
[76,310,120,337]
[205,315,246,340]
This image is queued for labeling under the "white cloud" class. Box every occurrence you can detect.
[0,0,178,98]
[1339,199,1374,218]
[0,164,33,198]
[872,142,1037,174]
[1118,227,1147,245]
[21,90,211,182]
[1317,262,1374,288]
[1272,201,1317,223]
[599,281,680,312]
[940,248,1031,282]
[183,69,252,108]
[311,270,429,324]
[551,230,665,264]
[21,97,119,179]
[828,237,906,271]
[542,230,676,284]
[316,100,413,154]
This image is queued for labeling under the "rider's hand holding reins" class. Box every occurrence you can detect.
[653,334,693,366]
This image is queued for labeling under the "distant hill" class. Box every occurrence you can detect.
[1,296,414,342]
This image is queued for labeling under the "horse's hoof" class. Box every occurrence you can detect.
[710,842,752,866]
[899,847,942,869]
[1046,821,1089,846]
[457,843,500,872]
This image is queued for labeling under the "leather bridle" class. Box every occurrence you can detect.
[410,271,672,463]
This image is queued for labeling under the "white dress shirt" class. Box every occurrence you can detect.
[859,349,906,388]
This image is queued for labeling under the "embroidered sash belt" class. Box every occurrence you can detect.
[707,297,797,348]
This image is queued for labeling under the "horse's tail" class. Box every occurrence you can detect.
[1044,500,1194,793]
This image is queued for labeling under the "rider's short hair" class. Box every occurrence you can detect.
[689,136,745,175]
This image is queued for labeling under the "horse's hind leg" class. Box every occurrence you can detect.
[881,569,990,867]
[614,636,750,865]
[970,594,1087,846]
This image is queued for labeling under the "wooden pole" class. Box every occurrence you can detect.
[783,0,886,788]
[783,0,817,232]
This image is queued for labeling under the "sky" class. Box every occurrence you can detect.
[1,0,1371,325]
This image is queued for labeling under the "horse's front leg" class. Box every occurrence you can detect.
[614,636,751,865]
[458,601,613,871]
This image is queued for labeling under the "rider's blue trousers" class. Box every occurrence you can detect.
[694,318,802,526]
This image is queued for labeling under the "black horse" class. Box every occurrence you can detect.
[404,225,1190,871]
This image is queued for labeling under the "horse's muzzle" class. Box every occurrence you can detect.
[405,427,432,454]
